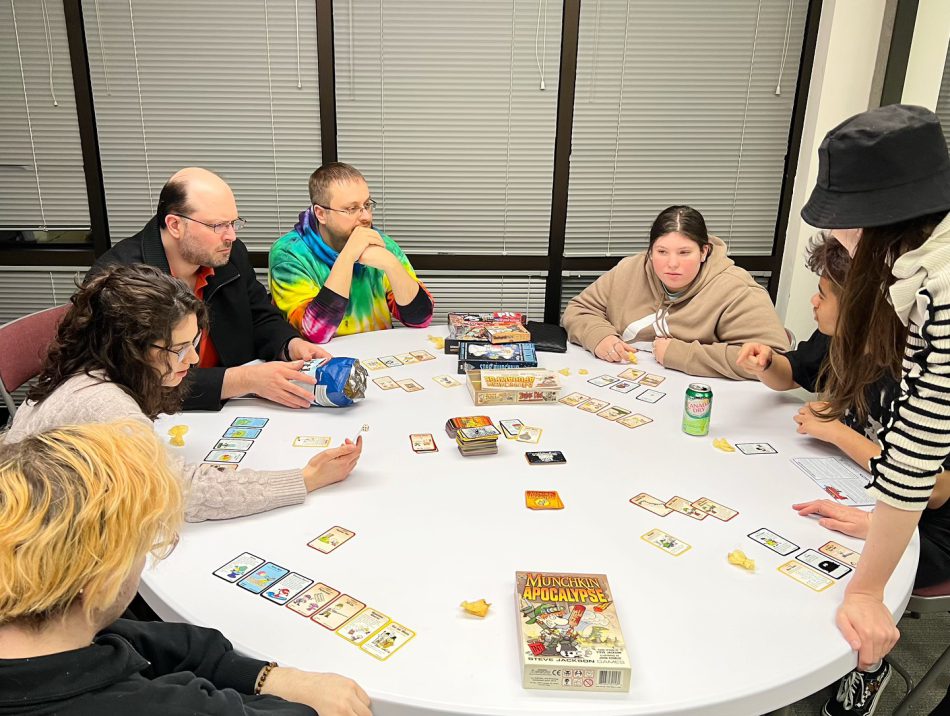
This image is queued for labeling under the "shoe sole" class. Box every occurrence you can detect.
[819,669,892,716]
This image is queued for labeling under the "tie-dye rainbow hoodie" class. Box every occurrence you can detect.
[269,208,433,343]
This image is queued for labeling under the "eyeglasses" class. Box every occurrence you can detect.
[152,531,180,560]
[173,214,247,234]
[314,199,378,217]
[151,331,202,363]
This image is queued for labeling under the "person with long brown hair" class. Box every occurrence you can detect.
[3,264,362,522]
[798,104,950,716]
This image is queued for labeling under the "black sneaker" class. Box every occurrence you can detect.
[822,660,892,716]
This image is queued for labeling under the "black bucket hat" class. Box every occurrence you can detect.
[801,104,950,229]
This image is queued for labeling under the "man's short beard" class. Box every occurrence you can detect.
[179,230,230,267]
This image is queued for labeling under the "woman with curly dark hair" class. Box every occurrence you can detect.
[4,264,362,522]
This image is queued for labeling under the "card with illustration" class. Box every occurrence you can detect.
[618,368,646,382]
[778,560,835,592]
[748,528,799,556]
[796,549,853,579]
[360,358,387,371]
[618,413,653,429]
[819,541,861,568]
[336,607,390,645]
[641,528,691,556]
[577,398,609,413]
[394,352,419,365]
[515,426,542,443]
[308,526,357,554]
[610,381,639,393]
[213,552,265,583]
[558,392,590,406]
[378,355,403,368]
[214,438,253,451]
[372,376,400,390]
[204,450,245,464]
[736,442,778,455]
[639,374,666,387]
[636,389,666,404]
[207,463,239,471]
[629,492,673,517]
[223,427,261,439]
[597,405,631,421]
[293,435,331,448]
[360,621,416,661]
[588,375,619,387]
[665,496,707,520]
[312,594,366,630]
[237,562,289,594]
[525,490,564,509]
[410,433,438,453]
[433,374,461,388]
[499,418,524,439]
[231,417,268,428]
[410,350,436,361]
[397,378,424,392]
[287,583,341,617]
[692,497,738,521]
[262,572,314,605]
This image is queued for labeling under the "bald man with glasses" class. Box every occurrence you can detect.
[90,167,331,411]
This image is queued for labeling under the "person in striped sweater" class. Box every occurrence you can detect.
[800,104,950,716]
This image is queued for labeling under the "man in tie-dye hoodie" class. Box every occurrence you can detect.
[269,162,434,343]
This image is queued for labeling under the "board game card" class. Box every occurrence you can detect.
[692,497,738,521]
[308,526,357,554]
[664,496,707,520]
[558,392,589,406]
[748,528,799,556]
[206,463,239,471]
[778,560,835,592]
[618,413,652,429]
[618,368,645,381]
[641,528,691,556]
[577,398,609,413]
[516,426,542,443]
[293,435,331,448]
[262,572,314,605]
[378,355,402,368]
[629,492,673,516]
[588,375,619,387]
[361,621,416,661]
[287,583,341,617]
[394,352,419,365]
[636,389,666,404]
[237,562,289,594]
[214,438,253,451]
[433,374,461,388]
[458,425,501,440]
[410,350,436,361]
[396,378,424,392]
[525,450,566,465]
[204,449,245,464]
[639,374,666,387]
[231,417,268,428]
[796,549,853,579]
[213,552,265,583]
[312,594,366,630]
[336,607,390,644]
[499,418,524,439]
[610,381,638,393]
[410,433,438,453]
[597,405,631,421]
[372,376,400,390]
[223,427,261,439]
[735,442,778,455]
[361,358,387,371]
[819,541,861,567]
[525,490,564,509]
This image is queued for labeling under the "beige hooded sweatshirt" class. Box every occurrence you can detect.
[561,236,789,380]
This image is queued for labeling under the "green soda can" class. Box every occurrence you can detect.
[682,383,712,436]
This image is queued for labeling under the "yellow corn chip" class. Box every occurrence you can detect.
[558,367,571,376]
[626,351,638,364]
[713,437,736,453]
[168,424,189,447]
[578,368,589,375]
[460,599,491,618]
[728,549,755,570]
[427,335,445,349]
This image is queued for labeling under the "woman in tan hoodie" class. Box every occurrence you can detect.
[562,205,788,380]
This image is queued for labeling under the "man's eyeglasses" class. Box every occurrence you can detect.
[151,331,202,363]
[314,199,378,217]
[173,214,247,234]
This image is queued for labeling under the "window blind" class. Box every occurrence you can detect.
[82,0,321,251]
[0,0,88,231]
[565,0,808,257]
[334,0,560,255]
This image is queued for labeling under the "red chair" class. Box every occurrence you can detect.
[0,305,68,417]
[891,578,950,715]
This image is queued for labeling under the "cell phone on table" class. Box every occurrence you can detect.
[525,450,567,465]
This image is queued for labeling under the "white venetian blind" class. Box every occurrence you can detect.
[566,0,808,256]
[334,0,560,255]
[0,0,89,230]
[82,0,321,251]
[422,271,547,323]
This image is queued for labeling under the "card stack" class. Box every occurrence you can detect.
[455,425,500,456]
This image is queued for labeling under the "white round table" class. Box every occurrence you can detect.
[144,327,918,716]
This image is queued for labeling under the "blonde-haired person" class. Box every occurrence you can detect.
[0,421,371,716]
[4,263,362,522]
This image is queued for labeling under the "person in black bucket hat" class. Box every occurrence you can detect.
[798,104,950,716]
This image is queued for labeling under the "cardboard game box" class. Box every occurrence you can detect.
[445,312,530,353]
[457,342,538,374]
[515,571,631,693]
[466,369,562,406]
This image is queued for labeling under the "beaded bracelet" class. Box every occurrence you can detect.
[254,661,278,695]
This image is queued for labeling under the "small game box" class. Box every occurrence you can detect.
[445,312,529,353]
[457,342,538,374]
[515,571,630,693]
[466,369,562,406]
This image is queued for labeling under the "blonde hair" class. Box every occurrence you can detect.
[0,421,183,627]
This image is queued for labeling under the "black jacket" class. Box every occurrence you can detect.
[0,619,314,715]
[90,218,301,410]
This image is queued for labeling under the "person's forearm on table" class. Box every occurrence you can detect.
[846,502,922,600]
